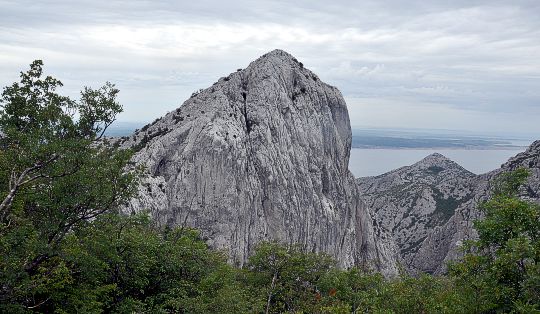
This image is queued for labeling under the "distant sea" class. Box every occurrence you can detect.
[349,148,525,177]
[106,122,533,177]
[348,127,536,177]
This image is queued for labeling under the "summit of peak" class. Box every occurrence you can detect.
[258,49,297,61]
[413,153,462,170]
[411,153,475,176]
[422,153,451,162]
[266,49,293,56]
[220,48,326,92]
[246,49,308,71]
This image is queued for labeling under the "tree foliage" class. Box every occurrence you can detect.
[0,60,137,310]
[1,62,539,313]
[243,241,335,313]
[450,168,540,313]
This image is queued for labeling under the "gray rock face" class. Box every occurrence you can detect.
[123,49,398,276]
[500,140,540,200]
[358,141,540,274]
[358,153,477,272]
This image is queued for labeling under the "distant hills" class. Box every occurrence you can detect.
[351,135,520,149]
[358,141,540,274]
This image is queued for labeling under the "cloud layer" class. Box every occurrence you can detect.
[1,0,539,134]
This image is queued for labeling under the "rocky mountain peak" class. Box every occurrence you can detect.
[247,49,313,73]
[250,49,303,67]
[420,152,450,163]
[414,153,472,175]
[361,140,540,274]
[124,50,398,276]
[221,48,321,87]
[358,152,478,273]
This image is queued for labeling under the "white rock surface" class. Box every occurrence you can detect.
[122,50,398,276]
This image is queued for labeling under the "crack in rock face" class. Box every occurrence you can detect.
[123,49,399,276]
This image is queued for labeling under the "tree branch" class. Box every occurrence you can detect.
[0,153,58,221]
[266,271,278,314]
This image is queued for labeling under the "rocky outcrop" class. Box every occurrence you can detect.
[358,141,540,274]
[498,140,540,200]
[358,153,477,272]
[122,49,398,276]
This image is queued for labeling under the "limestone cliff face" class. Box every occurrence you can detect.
[358,153,477,273]
[358,141,540,274]
[123,50,398,275]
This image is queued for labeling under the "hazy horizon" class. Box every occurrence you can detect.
[1,1,539,134]
[106,121,538,140]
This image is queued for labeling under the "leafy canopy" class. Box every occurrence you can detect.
[450,168,540,313]
[0,60,137,311]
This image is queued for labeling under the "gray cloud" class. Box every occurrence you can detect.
[0,0,539,134]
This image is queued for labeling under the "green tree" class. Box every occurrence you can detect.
[317,267,387,313]
[0,60,137,311]
[243,241,336,313]
[450,168,540,312]
[0,60,256,313]
[317,268,471,314]
[58,213,255,313]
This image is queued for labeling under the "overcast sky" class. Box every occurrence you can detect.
[1,0,539,135]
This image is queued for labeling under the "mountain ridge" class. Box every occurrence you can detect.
[359,142,540,274]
